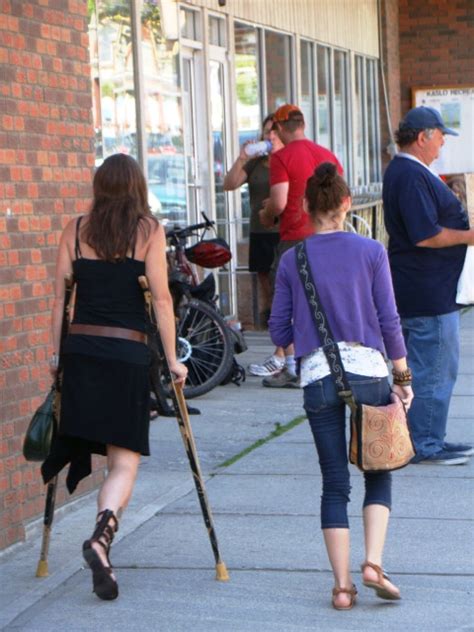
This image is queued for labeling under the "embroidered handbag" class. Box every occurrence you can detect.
[23,386,56,462]
[295,241,415,473]
[348,393,415,471]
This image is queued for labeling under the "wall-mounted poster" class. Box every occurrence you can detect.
[412,86,474,175]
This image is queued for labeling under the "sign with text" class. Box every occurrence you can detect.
[412,86,474,175]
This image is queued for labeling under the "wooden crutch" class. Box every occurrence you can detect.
[139,275,229,581]
[36,273,75,577]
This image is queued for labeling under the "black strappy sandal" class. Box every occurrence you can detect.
[82,509,119,600]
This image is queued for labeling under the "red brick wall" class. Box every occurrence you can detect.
[398,0,474,116]
[0,0,101,550]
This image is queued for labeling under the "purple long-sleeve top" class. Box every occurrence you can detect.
[269,232,407,361]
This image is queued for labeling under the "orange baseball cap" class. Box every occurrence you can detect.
[273,104,304,122]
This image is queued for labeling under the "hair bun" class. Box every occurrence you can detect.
[313,162,337,187]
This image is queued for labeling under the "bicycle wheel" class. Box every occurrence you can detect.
[175,298,234,399]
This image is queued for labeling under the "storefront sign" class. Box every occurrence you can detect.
[412,86,474,175]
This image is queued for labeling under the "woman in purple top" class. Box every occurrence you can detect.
[269,163,413,610]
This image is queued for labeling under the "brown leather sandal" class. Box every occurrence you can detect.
[83,509,119,600]
[361,561,401,600]
[332,584,357,610]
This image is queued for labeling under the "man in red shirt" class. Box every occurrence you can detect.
[254,104,343,387]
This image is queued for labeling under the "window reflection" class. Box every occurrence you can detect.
[88,0,137,166]
[209,15,226,47]
[334,50,349,173]
[316,45,331,149]
[367,59,380,182]
[141,0,185,222]
[265,31,292,111]
[180,7,200,41]
[209,60,226,232]
[210,60,231,315]
[300,40,314,140]
[354,56,367,186]
[234,22,261,241]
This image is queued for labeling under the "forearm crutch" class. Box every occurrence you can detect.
[36,273,74,577]
[139,275,229,581]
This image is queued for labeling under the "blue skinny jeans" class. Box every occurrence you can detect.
[303,373,392,529]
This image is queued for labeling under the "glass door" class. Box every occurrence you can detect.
[182,53,201,226]
[208,46,234,317]
[181,46,214,228]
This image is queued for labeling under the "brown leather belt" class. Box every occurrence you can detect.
[70,323,147,343]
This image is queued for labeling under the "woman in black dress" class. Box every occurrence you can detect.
[43,154,187,600]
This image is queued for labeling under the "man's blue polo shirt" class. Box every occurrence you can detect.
[383,155,468,318]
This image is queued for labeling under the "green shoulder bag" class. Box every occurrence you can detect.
[23,386,56,462]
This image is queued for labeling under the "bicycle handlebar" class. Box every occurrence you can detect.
[166,212,215,241]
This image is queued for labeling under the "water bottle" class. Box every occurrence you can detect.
[244,140,272,157]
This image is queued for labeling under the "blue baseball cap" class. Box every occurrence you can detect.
[399,106,458,136]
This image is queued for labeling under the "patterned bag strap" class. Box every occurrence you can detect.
[295,241,356,407]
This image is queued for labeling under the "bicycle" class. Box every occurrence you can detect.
[157,212,243,399]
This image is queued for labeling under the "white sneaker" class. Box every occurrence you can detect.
[247,355,285,377]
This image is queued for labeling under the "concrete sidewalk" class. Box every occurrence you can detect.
[1,311,473,631]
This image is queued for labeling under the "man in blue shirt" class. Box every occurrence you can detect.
[383,106,474,465]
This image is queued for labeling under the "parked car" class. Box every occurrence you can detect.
[147,154,187,223]
[148,189,162,217]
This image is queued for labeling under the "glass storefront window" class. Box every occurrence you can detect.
[210,59,231,314]
[265,30,292,111]
[209,15,226,47]
[300,40,315,140]
[367,58,380,182]
[140,0,185,222]
[209,60,227,235]
[316,45,331,149]
[234,22,261,243]
[354,55,367,186]
[181,57,198,225]
[180,7,200,41]
[353,55,381,185]
[234,23,260,147]
[89,0,137,166]
[333,49,349,173]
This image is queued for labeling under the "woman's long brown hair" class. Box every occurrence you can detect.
[83,153,156,261]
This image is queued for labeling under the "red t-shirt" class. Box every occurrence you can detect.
[270,139,343,241]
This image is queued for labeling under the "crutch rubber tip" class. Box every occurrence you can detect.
[215,562,230,581]
[36,560,49,577]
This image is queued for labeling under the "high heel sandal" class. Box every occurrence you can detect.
[332,584,357,610]
[361,561,401,600]
[82,509,119,600]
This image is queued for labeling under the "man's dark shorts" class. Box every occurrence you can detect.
[270,239,303,287]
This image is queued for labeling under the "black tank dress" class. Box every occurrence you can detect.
[42,217,151,493]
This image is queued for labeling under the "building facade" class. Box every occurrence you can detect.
[87,0,383,321]
[0,0,473,549]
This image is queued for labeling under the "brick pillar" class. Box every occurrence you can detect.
[0,0,98,550]
[378,0,401,172]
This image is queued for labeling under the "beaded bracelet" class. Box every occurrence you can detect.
[393,378,412,386]
[392,367,412,386]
